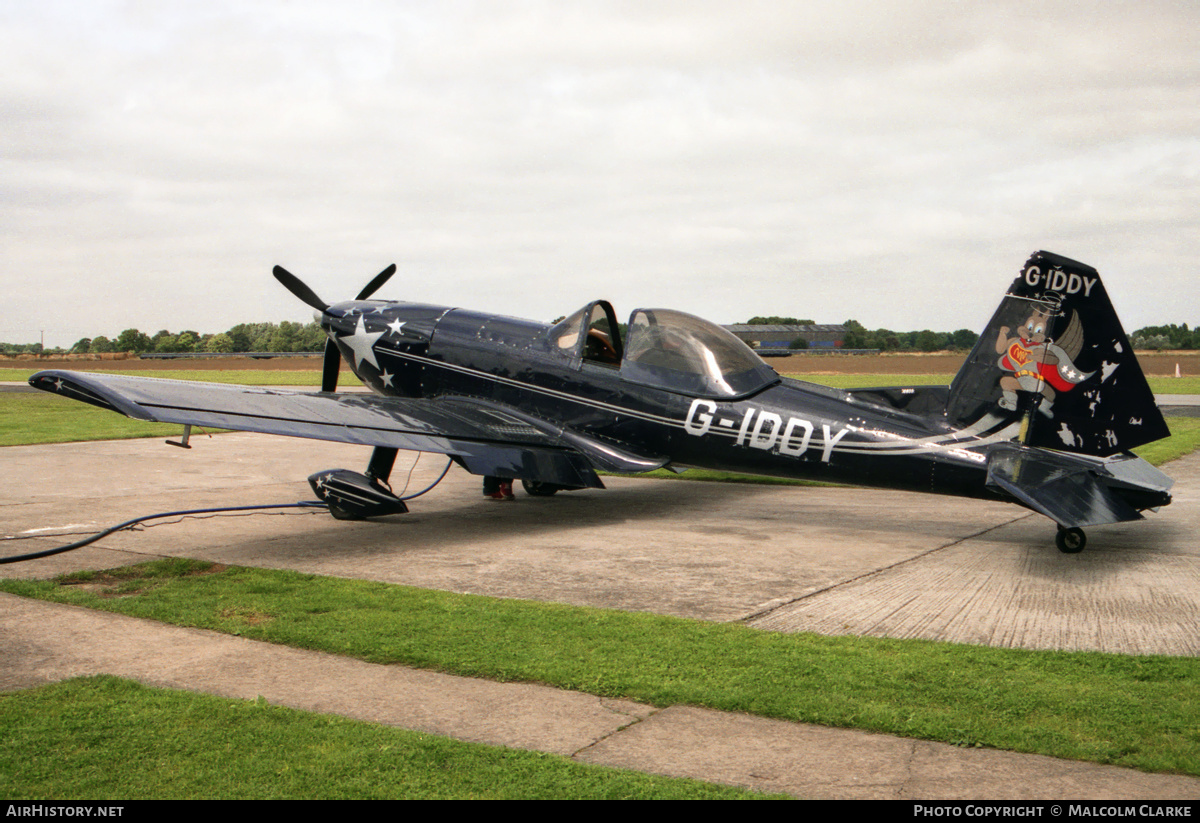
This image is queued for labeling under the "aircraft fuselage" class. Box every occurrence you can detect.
[324,299,1011,503]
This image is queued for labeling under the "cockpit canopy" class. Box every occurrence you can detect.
[548,302,778,398]
[548,300,623,366]
[622,308,778,397]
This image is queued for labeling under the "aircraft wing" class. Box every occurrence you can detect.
[985,444,1173,528]
[29,370,669,488]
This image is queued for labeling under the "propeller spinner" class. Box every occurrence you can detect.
[273,264,397,392]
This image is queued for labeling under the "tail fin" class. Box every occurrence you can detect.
[946,251,1168,457]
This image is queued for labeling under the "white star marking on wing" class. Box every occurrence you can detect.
[387,318,406,336]
[379,370,394,388]
[340,316,385,370]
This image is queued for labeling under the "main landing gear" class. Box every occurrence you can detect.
[308,447,409,520]
[308,452,580,518]
[520,479,587,496]
[521,479,562,497]
[1055,525,1087,554]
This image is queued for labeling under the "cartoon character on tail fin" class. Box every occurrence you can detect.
[995,304,1093,417]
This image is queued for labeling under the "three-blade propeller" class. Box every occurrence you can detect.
[272,264,397,392]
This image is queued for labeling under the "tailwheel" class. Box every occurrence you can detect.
[1055,526,1086,554]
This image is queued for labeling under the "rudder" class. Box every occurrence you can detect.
[946,251,1169,456]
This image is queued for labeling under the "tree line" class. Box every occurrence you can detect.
[0,321,328,356]
[740,315,979,352]
[840,320,979,352]
[838,322,1200,353]
[1129,324,1200,350]
[3,319,1197,357]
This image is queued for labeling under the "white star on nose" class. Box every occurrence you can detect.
[340,316,384,370]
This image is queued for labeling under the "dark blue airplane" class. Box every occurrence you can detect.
[31,251,1172,553]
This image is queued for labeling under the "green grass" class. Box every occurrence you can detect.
[3,558,1199,779]
[781,371,1200,395]
[0,675,772,800]
[8,365,1197,393]
[1140,376,1198,395]
[0,367,329,386]
[782,372,954,388]
[0,393,189,446]
[1132,418,1200,465]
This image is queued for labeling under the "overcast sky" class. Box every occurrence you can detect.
[3,1,1197,348]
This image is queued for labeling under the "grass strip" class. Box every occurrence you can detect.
[1149,377,1200,394]
[3,558,1198,777]
[780,372,1200,395]
[0,675,772,800]
[0,393,189,446]
[1132,418,1200,465]
[781,372,954,388]
[0,368,328,385]
[7,366,1198,394]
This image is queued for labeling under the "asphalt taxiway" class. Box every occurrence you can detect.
[3,432,1199,799]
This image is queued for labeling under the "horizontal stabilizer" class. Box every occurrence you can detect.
[985,445,1171,528]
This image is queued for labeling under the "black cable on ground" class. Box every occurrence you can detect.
[0,502,327,565]
[2,456,455,566]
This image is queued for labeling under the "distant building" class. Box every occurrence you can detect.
[723,324,846,351]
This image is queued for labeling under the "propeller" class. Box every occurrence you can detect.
[273,264,398,393]
[320,338,342,393]
[272,265,328,311]
[355,263,396,301]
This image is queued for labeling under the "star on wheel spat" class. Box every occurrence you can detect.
[339,316,385,370]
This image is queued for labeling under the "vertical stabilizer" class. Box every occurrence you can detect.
[946,251,1168,456]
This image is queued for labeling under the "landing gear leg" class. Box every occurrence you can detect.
[1055,526,1086,554]
[366,447,398,485]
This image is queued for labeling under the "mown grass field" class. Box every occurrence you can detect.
[4,364,1200,392]
[0,675,777,800]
